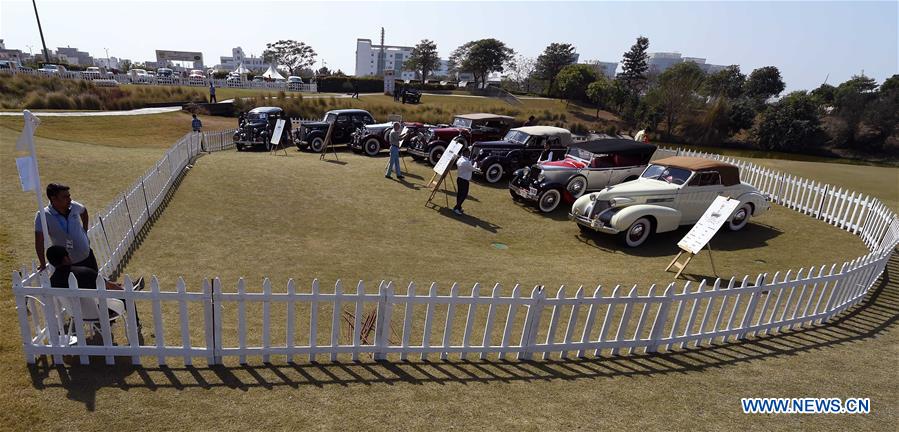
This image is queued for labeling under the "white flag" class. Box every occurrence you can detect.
[15,156,37,191]
[15,110,41,151]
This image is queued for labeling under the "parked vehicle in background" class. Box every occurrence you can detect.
[471,126,571,184]
[129,68,150,83]
[509,139,657,213]
[226,74,243,86]
[252,76,264,83]
[233,106,293,151]
[402,88,422,104]
[295,109,376,153]
[38,64,66,74]
[188,69,206,86]
[0,60,17,69]
[157,67,174,84]
[81,66,101,79]
[569,157,770,247]
[350,121,433,156]
[407,113,517,165]
[287,75,304,90]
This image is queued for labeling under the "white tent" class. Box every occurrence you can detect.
[261,64,285,80]
[233,62,251,75]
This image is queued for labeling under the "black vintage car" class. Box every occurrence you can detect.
[402,88,422,104]
[233,107,293,151]
[295,109,376,152]
[350,121,434,156]
[509,139,657,213]
[470,126,572,184]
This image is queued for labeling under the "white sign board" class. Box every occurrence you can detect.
[677,196,742,254]
[270,119,286,145]
[433,140,464,176]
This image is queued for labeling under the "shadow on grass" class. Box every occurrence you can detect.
[575,221,784,258]
[434,207,502,233]
[26,257,898,410]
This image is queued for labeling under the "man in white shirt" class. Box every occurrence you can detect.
[454,147,473,215]
[35,183,97,271]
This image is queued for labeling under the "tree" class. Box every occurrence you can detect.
[120,59,132,71]
[744,66,785,101]
[449,39,514,88]
[316,66,332,77]
[555,64,598,105]
[404,39,440,83]
[645,61,706,137]
[862,74,899,149]
[879,74,899,94]
[810,83,836,106]
[504,54,538,93]
[755,91,822,152]
[702,65,745,98]
[617,36,650,94]
[535,43,577,96]
[262,40,317,76]
[834,74,878,146]
[586,77,613,118]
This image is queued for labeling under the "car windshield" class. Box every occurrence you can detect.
[324,113,337,123]
[641,164,693,185]
[452,117,473,128]
[565,147,594,163]
[503,130,530,144]
[248,112,268,121]
[44,65,58,70]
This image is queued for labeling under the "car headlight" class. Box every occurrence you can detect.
[537,172,545,182]
[609,197,634,207]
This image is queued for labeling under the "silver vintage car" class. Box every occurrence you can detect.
[570,157,771,247]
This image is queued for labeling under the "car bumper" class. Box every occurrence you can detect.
[569,212,620,234]
[406,147,429,158]
[510,185,541,202]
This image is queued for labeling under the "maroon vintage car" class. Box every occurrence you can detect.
[406,113,517,165]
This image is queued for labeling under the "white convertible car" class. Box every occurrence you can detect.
[569,156,771,247]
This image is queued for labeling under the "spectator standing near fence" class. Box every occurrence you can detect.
[35,183,98,271]
[385,122,405,179]
[454,147,473,215]
[209,82,217,103]
[192,114,202,132]
[524,115,537,127]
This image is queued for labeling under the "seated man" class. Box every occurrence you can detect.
[46,245,143,332]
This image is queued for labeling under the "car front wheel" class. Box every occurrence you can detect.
[620,217,652,247]
[567,176,588,199]
[428,145,446,166]
[363,137,381,156]
[484,163,504,184]
[537,189,562,213]
[310,136,324,153]
[727,203,752,231]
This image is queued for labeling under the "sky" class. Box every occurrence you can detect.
[1,0,896,91]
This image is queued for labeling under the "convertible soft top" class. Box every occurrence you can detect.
[248,106,284,114]
[455,113,516,121]
[571,138,657,155]
[653,156,741,186]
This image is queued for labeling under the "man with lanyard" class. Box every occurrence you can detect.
[385,122,406,179]
[454,147,474,215]
[35,183,98,272]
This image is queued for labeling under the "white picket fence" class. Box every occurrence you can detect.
[12,140,899,366]
[0,68,318,92]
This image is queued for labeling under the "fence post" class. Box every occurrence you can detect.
[97,215,114,276]
[373,282,394,361]
[121,193,138,244]
[737,274,766,339]
[140,177,152,221]
[13,272,35,364]
[647,285,674,353]
[202,279,216,366]
[518,286,546,360]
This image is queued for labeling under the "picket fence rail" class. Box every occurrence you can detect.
[12,136,899,366]
[1,68,318,93]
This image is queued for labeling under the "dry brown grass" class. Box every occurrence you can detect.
[0,114,897,431]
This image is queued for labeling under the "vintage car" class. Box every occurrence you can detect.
[295,109,376,152]
[233,106,292,151]
[349,121,432,156]
[509,139,657,213]
[402,88,422,104]
[470,126,571,184]
[569,157,771,247]
[407,113,517,165]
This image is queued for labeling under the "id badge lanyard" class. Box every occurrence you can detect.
[53,211,74,250]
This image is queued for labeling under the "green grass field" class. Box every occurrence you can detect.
[0,112,897,430]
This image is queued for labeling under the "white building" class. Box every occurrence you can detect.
[355,38,450,81]
[585,60,618,79]
[216,47,267,72]
[648,52,729,74]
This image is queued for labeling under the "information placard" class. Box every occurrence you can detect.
[677,196,742,254]
[433,141,464,176]
[270,119,286,145]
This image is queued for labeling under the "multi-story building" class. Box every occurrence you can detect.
[648,52,729,74]
[94,57,121,70]
[355,38,451,81]
[56,46,93,66]
[585,60,619,79]
[216,46,267,72]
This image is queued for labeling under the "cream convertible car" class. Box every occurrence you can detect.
[570,157,770,247]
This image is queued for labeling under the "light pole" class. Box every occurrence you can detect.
[31,0,50,63]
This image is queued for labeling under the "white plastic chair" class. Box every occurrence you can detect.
[54,295,127,344]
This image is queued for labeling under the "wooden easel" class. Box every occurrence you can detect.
[666,242,718,279]
[269,118,288,156]
[319,122,339,161]
[425,160,457,209]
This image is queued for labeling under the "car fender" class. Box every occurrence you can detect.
[611,205,682,234]
[731,191,770,216]
[478,155,508,171]
[427,139,449,151]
